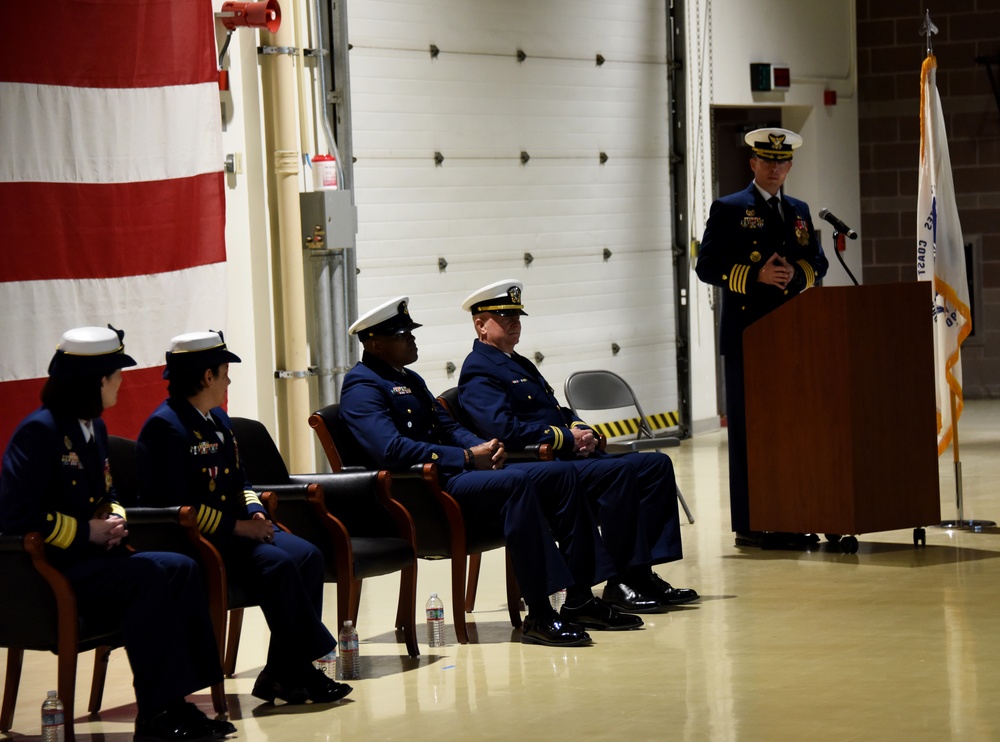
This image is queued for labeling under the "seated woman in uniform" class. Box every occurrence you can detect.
[0,325,234,742]
[136,331,350,707]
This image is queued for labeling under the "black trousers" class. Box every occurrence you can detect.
[64,550,222,713]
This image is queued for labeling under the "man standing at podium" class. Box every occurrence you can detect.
[695,127,828,547]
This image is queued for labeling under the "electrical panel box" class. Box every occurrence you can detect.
[299,190,358,251]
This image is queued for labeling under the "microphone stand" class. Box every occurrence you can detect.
[832,231,859,286]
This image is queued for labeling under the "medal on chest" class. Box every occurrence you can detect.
[208,466,219,492]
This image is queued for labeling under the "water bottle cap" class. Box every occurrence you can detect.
[344,619,353,627]
[430,592,438,597]
[47,691,57,698]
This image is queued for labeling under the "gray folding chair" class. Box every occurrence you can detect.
[564,370,694,524]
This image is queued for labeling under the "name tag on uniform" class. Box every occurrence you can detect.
[390,385,412,396]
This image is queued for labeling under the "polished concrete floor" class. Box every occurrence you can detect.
[4,400,1000,741]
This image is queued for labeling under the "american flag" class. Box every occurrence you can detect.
[0,0,226,451]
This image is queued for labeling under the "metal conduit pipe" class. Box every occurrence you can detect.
[312,0,355,399]
[260,2,313,472]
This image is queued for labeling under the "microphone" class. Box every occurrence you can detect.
[818,208,858,240]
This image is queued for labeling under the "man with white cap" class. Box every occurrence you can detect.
[339,297,643,646]
[458,281,699,614]
[695,127,829,547]
[0,326,234,742]
[137,331,351,706]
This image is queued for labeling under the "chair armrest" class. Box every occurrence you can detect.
[388,463,439,480]
[122,506,188,525]
[259,482,312,500]
[506,443,553,462]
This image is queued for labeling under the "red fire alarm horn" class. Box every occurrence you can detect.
[218,0,281,33]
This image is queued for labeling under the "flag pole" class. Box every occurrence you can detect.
[917,11,993,532]
[938,390,995,531]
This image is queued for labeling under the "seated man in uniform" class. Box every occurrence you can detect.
[458,280,698,611]
[340,297,645,645]
[137,331,351,707]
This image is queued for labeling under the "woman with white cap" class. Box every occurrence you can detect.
[136,330,350,707]
[0,326,234,742]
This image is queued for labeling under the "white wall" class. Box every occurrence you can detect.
[347,0,681,417]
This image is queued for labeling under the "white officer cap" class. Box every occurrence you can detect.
[47,325,137,379]
[744,127,802,161]
[461,279,528,316]
[349,297,422,339]
[163,331,241,379]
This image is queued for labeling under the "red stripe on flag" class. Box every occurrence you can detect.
[1,1,217,88]
[0,367,170,462]
[0,175,225,282]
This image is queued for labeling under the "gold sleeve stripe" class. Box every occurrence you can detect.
[45,512,77,549]
[552,426,563,450]
[570,421,588,429]
[109,503,127,519]
[244,490,262,508]
[728,264,751,295]
[197,504,223,534]
[797,259,816,288]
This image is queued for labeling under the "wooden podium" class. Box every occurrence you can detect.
[743,282,940,542]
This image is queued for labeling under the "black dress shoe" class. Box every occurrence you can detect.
[299,664,353,703]
[601,581,661,613]
[134,707,224,741]
[251,667,308,705]
[560,597,643,630]
[176,702,235,738]
[521,614,592,646]
[637,572,699,606]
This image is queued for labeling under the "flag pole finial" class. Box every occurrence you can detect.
[920,10,939,57]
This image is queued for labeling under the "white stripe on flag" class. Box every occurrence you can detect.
[916,54,972,456]
[0,81,222,184]
[0,263,228,380]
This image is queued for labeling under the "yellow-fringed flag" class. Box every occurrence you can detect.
[916,53,972,456]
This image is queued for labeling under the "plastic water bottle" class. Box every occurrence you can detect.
[338,620,360,680]
[425,592,445,647]
[315,649,337,680]
[549,588,567,612]
[41,690,64,742]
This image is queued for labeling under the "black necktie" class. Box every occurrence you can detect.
[768,195,784,223]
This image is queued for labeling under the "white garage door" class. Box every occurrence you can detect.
[347,0,679,426]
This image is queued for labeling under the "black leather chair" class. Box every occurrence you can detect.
[0,500,218,739]
[309,403,522,644]
[0,531,121,741]
[228,417,419,658]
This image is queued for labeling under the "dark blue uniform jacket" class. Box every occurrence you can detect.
[137,397,266,542]
[695,181,829,354]
[458,340,591,458]
[0,408,126,564]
